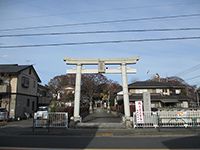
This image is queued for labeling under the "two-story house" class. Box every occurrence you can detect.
[128,80,190,109]
[116,79,194,113]
[197,88,200,107]
[0,64,41,119]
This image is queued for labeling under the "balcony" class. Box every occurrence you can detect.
[0,85,10,93]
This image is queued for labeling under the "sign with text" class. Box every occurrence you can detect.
[135,101,144,123]
[143,92,151,112]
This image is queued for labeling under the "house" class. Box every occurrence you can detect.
[37,84,51,107]
[197,88,200,107]
[128,80,190,109]
[117,78,195,111]
[0,64,41,119]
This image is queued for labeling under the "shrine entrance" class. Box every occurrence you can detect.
[64,56,139,127]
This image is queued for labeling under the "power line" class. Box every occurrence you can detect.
[175,63,200,76]
[191,81,200,86]
[1,2,192,22]
[185,75,200,81]
[0,13,200,32]
[0,36,200,48]
[0,27,200,38]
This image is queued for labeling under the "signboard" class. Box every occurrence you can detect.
[143,92,151,112]
[135,101,144,123]
[176,111,187,118]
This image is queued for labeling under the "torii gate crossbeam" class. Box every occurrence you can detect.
[64,56,139,127]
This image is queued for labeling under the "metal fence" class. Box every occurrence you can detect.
[133,111,200,128]
[133,112,158,128]
[33,112,68,129]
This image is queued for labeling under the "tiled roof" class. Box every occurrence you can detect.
[117,94,189,102]
[0,64,30,74]
[129,94,189,102]
[0,64,41,82]
[128,81,185,89]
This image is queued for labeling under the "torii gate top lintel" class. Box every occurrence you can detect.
[64,56,139,65]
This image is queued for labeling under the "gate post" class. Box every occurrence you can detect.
[73,64,82,122]
[121,63,132,128]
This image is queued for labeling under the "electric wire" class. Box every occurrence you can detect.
[185,75,200,81]
[2,2,193,22]
[0,36,200,48]
[175,64,200,77]
[1,13,200,32]
[0,27,200,38]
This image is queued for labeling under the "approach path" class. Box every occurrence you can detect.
[82,108,122,123]
[76,108,124,129]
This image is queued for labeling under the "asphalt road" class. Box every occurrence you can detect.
[1,109,200,149]
[0,135,200,149]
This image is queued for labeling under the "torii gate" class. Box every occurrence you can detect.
[64,56,139,126]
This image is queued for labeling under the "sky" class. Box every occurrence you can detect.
[0,0,200,87]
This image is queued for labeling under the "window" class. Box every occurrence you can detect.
[29,68,32,75]
[135,89,148,94]
[27,99,30,107]
[162,89,169,95]
[21,76,29,88]
[0,78,3,85]
[175,89,181,94]
[163,89,168,93]
[156,89,162,94]
[32,101,35,111]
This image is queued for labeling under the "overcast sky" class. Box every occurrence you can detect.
[0,0,200,86]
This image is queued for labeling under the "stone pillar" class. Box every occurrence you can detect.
[121,63,132,127]
[73,64,82,122]
[89,101,93,114]
[143,92,151,112]
[107,99,111,113]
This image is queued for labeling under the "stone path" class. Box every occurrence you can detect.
[82,108,121,123]
[77,108,125,128]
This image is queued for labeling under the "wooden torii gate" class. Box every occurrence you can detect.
[64,56,139,127]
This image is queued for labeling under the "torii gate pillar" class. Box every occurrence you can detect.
[121,63,131,119]
[73,64,82,122]
[64,57,139,127]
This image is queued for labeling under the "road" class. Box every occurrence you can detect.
[0,134,200,149]
[1,109,200,149]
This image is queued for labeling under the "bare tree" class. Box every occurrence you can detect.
[48,74,121,110]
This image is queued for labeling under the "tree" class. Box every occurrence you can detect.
[48,73,122,110]
[81,74,108,102]
[48,74,76,101]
